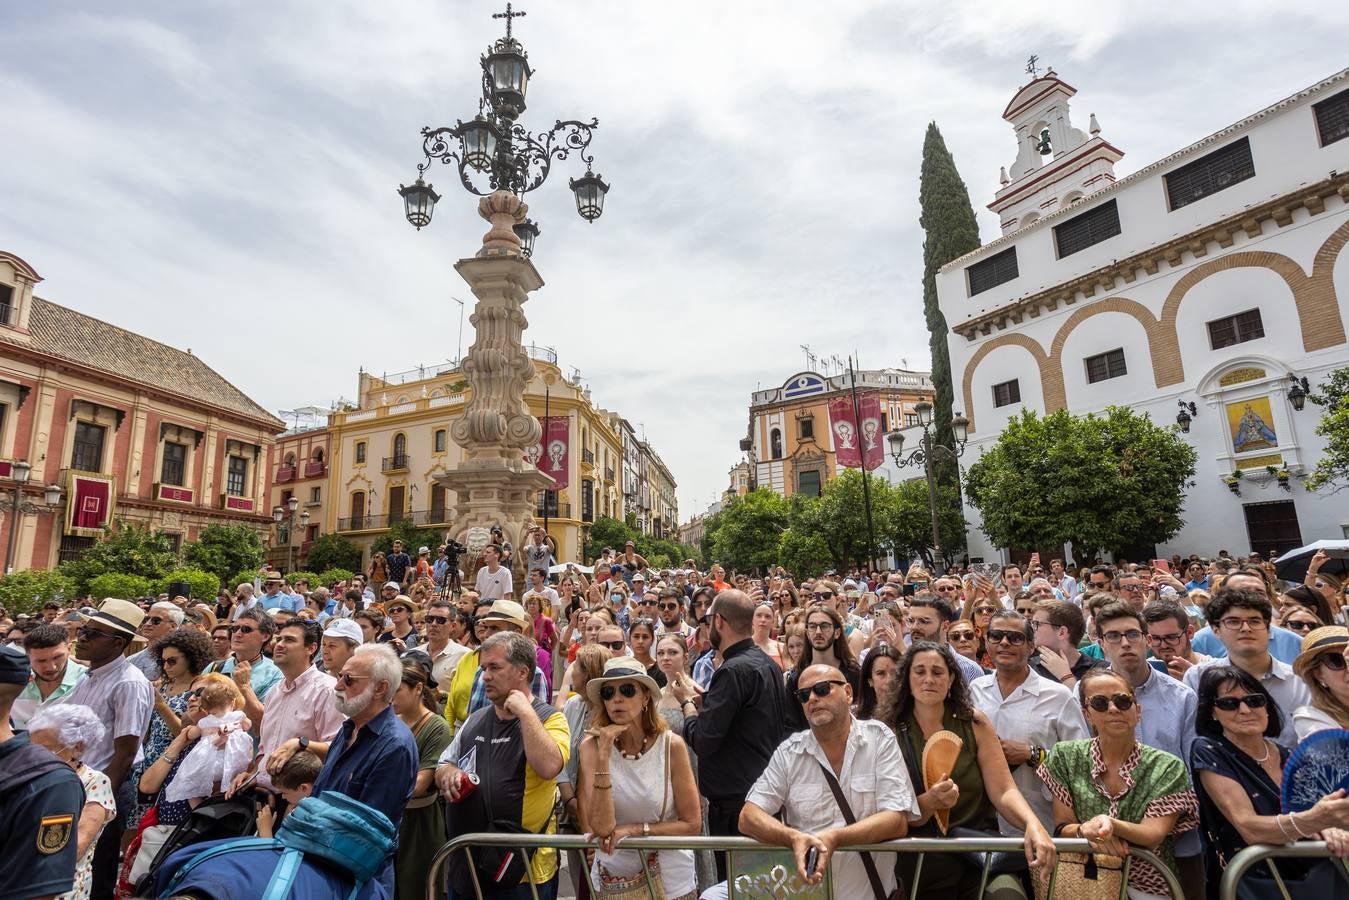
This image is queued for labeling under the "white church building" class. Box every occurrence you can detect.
[936,67,1349,563]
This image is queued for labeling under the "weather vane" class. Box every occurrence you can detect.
[493,2,525,39]
[1025,55,1040,78]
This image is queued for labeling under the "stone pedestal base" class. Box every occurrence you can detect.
[436,460,553,584]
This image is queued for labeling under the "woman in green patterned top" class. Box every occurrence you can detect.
[1038,669,1198,898]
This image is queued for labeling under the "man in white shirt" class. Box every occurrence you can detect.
[523,567,561,619]
[737,664,918,899]
[474,544,513,600]
[970,610,1088,833]
[422,600,472,692]
[997,563,1025,608]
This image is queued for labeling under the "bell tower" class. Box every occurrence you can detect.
[990,67,1124,235]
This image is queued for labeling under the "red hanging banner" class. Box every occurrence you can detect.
[524,417,570,490]
[829,393,885,471]
[67,473,115,534]
[828,396,862,469]
[857,392,885,472]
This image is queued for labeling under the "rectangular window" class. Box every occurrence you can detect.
[1314,87,1349,146]
[1207,309,1265,350]
[1084,348,1128,384]
[225,456,248,496]
[309,486,321,503]
[1054,199,1122,258]
[429,485,447,522]
[58,534,95,565]
[798,470,822,498]
[434,429,447,453]
[70,421,106,472]
[538,489,559,518]
[160,441,187,486]
[905,413,919,427]
[354,441,366,464]
[387,485,406,520]
[0,284,12,326]
[581,479,594,522]
[798,418,814,440]
[992,380,1021,408]
[967,247,1019,296]
[1165,138,1255,210]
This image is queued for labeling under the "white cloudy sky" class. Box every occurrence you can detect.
[3,2,1347,518]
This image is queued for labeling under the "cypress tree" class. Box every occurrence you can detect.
[918,122,981,561]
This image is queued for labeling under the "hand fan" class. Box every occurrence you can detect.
[922,730,964,834]
[1281,728,1349,813]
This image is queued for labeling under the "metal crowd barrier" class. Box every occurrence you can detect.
[426,833,1184,900]
[1217,841,1349,900]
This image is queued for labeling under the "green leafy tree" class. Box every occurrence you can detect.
[808,470,900,571]
[182,524,266,585]
[88,573,153,599]
[1307,367,1349,492]
[777,525,832,579]
[0,570,74,616]
[59,522,177,595]
[708,489,788,574]
[964,407,1197,561]
[372,519,448,559]
[889,479,967,571]
[584,517,640,562]
[304,533,364,573]
[160,568,221,601]
[316,567,357,588]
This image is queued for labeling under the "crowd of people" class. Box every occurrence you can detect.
[2,540,1348,899]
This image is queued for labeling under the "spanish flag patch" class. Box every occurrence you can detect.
[37,814,73,854]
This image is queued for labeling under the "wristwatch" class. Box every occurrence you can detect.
[642,822,651,837]
[298,736,310,752]
[1026,744,1046,768]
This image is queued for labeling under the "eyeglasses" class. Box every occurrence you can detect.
[1031,619,1054,630]
[985,629,1027,645]
[161,655,183,667]
[425,616,450,625]
[805,622,835,632]
[948,630,976,641]
[1119,584,1143,593]
[1101,629,1145,645]
[336,672,371,687]
[1218,617,1267,632]
[1320,654,1348,672]
[934,584,958,592]
[1213,694,1268,712]
[77,626,119,641]
[189,687,205,698]
[658,603,681,612]
[1284,619,1316,633]
[972,606,997,616]
[229,625,257,635]
[599,640,626,651]
[794,680,847,704]
[1147,632,1185,646]
[812,592,834,601]
[1085,693,1135,712]
[599,683,639,701]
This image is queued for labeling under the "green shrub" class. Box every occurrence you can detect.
[316,568,356,588]
[87,573,153,599]
[160,568,221,601]
[304,533,364,573]
[0,570,75,616]
[287,570,321,589]
[225,571,259,592]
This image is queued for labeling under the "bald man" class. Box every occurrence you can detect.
[738,664,916,896]
[683,589,790,879]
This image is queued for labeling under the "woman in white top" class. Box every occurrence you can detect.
[1291,625,1349,739]
[578,657,701,899]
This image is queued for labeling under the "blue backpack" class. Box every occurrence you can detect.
[160,792,397,900]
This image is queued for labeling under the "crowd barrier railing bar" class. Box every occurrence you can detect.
[425,833,1185,900]
[1216,841,1347,900]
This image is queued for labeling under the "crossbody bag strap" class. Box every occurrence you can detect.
[895,722,925,791]
[815,761,888,900]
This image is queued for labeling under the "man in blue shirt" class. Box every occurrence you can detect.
[1183,560,1211,593]
[309,643,417,893]
[1189,570,1303,663]
[257,572,289,612]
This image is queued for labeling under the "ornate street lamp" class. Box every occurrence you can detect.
[1176,400,1197,434]
[888,411,970,572]
[513,218,540,258]
[401,4,609,255]
[3,460,63,574]
[1287,374,1310,412]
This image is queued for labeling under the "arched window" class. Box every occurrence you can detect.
[284,452,296,467]
[770,428,783,460]
[350,491,366,529]
[392,433,407,461]
[312,448,325,463]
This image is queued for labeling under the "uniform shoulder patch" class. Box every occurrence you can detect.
[37,814,73,854]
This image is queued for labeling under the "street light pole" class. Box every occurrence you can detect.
[4,461,64,574]
[847,359,878,572]
[887,404,969,573]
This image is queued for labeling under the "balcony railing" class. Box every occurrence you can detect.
[536,499,571,519]
[275,466,296,483]
[337,509,450,532]
[604,467,615,482]
[382,454,410,473]
[581,448,595,464]
[582,507,594,523]
[303,460,327,478]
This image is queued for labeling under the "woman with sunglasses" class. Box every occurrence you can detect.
[131,628,214,824]
[880,641,1055,897]
[1278,605,1323,638]
[961,600,999,668]
[578,657,701,899]
[1305,549,1345,621]
[947,621,982,664]
[1280,584,1334,631]
[1291,625,1349,739]
[1040,669,1198,899]
[1190,664,1349,896]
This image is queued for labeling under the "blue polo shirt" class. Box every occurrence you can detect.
[1190,623,1303,664]
[312,704,417,826]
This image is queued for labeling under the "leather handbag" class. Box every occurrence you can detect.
[816,762,902,900]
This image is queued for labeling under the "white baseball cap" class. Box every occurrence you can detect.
[323,618,365,644]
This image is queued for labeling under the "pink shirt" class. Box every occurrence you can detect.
[256,665,344,790]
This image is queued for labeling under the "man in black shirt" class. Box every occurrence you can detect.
[682,589,788,879]
[385,540,413,588]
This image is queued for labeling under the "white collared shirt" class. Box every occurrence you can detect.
[60,655,155,770]
[746,717,919,900]
[970,667,1089,833]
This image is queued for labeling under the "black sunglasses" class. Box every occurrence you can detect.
[1086,693,1135,712]
[229,625,257,635]
[146,616,169,625]
[425,615,450,625]
[599,640,626,651]
[985,629,1027,645]
[658,603,681,611]
[599,683,639,701]
[794,680,847,704]
[1320,654,1348,672]
[1213,694,1269,712]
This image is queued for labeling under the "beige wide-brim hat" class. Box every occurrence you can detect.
[1293,625,1349,677]
[585,656,662,707]
[385,595,419,614]
[79,597,145,637]
[478,599,530,630]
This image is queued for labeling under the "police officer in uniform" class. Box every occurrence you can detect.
[0,643,84,897]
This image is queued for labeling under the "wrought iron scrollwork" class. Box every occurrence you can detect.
[417,118,599,198]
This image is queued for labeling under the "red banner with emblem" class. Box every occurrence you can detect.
[68,473,115,533]
[525,417,569,489]
[828,393,885,471]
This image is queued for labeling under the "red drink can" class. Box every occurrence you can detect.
[454,771,480,802]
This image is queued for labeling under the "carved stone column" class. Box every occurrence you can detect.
[436,191,554,566]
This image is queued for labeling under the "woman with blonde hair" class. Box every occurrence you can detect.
[368,551,390,590]
[579,657,701,899]
[558,644,611,896]
[1292,625,1349,738]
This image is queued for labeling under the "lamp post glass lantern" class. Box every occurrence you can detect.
[4,462,63,573]
[888,413,969,572]
[513,218,540,257]
[401,4,610,240]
